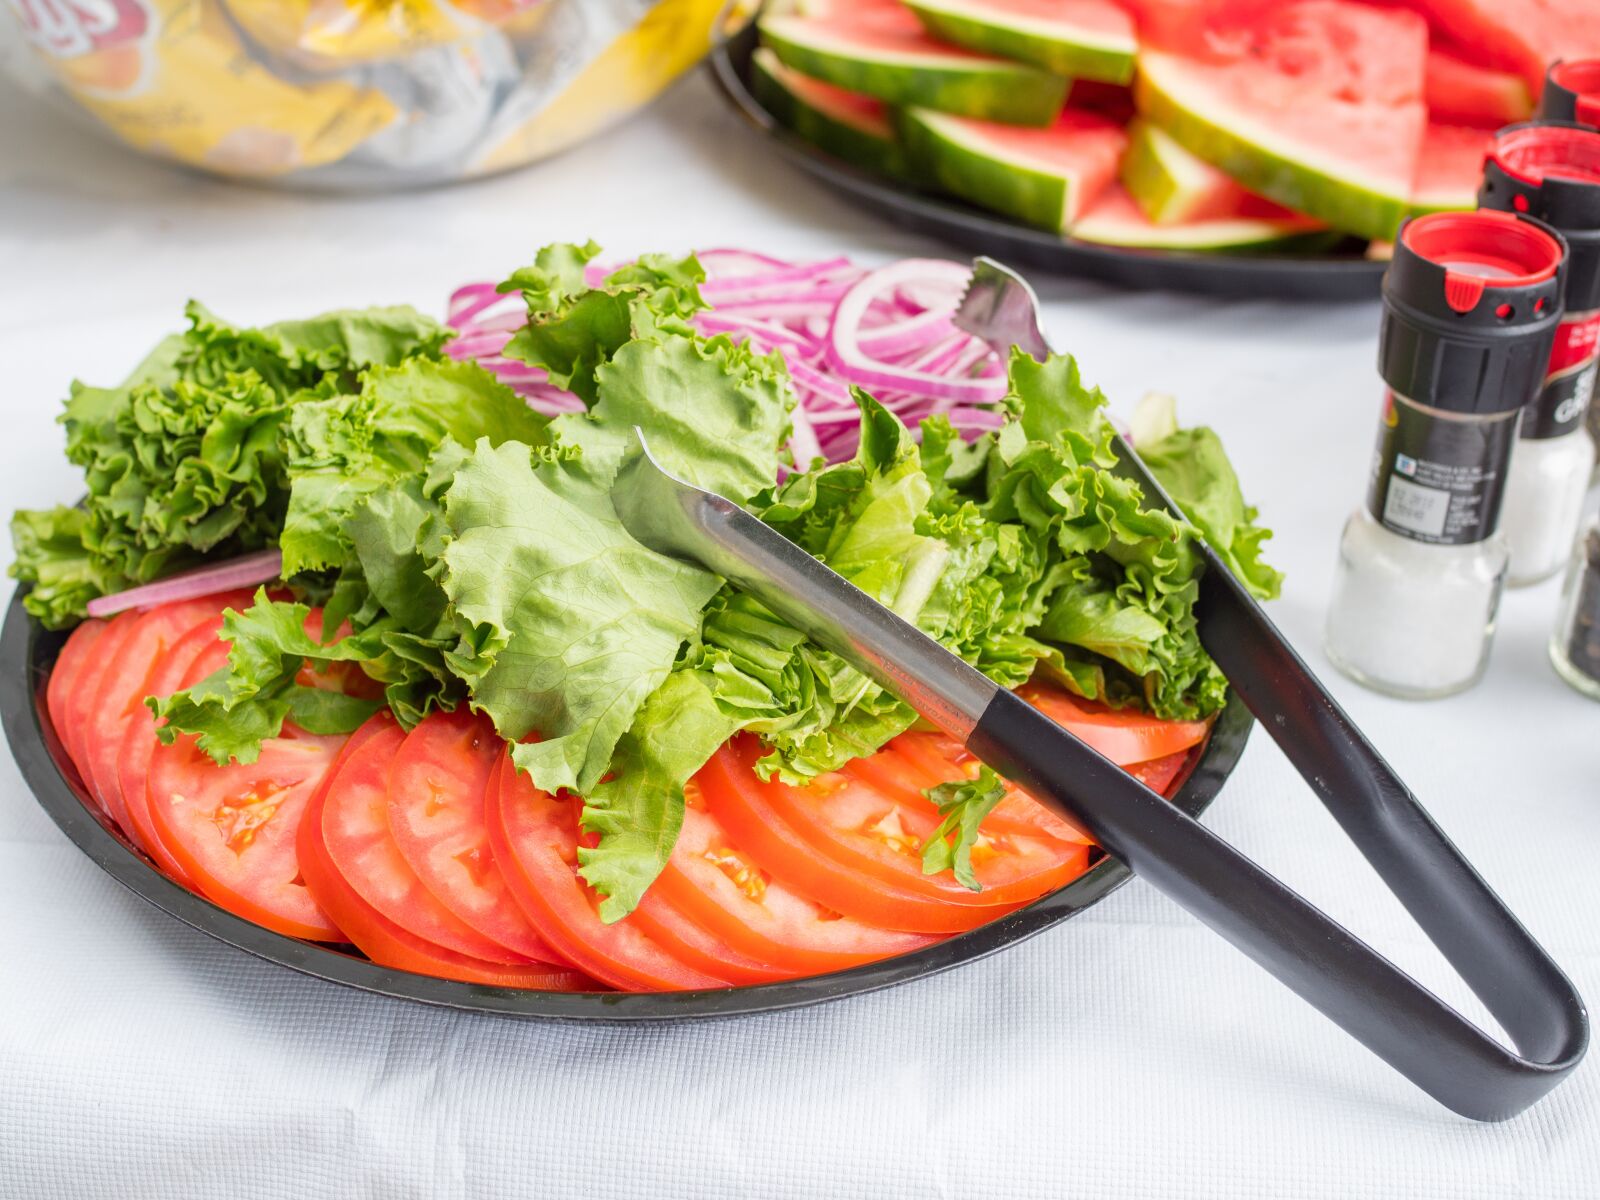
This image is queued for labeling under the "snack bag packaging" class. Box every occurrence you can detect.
[2,0,734,185]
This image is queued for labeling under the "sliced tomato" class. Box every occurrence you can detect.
[117,616,231,883]
[145,636,345,941]
[652,786,937,976]
[701,735,1091,934]
[1127,747,1194,797]
[1017,682,1211,765]
[487,755,729,992]
[60,610,143,791]
[79,590,255,831]
[321,720,528,965]
[386,709,562,963]
[844,732,1093,846]
[627,886,791,986]
[299,716,596,990]
[46,618,108,782]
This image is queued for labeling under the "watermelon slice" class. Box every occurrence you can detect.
[751,47,912,179]
[902,0,1138,85]
[1391,0,1600,92]
[1122,118,1264,224]
[900,106,1127,231]
[1071,184,1335,252]
[758,7,1069,127]
[1410,122,1491,215]
[1134,1,1429,241]
[1424,43,1533,127]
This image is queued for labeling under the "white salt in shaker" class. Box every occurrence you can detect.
[1480,122,1600,585]
[1326,211,1567,698]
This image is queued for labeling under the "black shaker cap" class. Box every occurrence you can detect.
[1379,210,1567,415]
[1479,121,1600,312]
[1539,60,1600,127]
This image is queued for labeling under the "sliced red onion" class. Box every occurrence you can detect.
[448,249,1008,465]
[826,260,1007,408]
[699,257,854,298]
[86,550,283,618]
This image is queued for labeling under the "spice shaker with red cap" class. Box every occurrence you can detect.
[1325,211,1567,698]
[1479,122,1600,585]
[1540,60,1600,127]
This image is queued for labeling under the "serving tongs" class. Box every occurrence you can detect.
[610,258,1587,1120]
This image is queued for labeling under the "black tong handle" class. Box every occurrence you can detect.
[970,440,1587,1121]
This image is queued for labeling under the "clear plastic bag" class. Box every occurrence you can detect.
[2,0,729,187]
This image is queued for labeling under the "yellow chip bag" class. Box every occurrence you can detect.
[2,0,739,185]
[12,0,398,174]
[470,0,724,175]
[224,0,547,66]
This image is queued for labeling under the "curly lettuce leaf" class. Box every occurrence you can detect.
[152,591,389,764]
[439,440,723,797]
[921,766,1008,891]
[279,357,547,575]
[11,302,449,627]
[498,244,708,405]
[8,506,115,628]
[1136,425,1283,603]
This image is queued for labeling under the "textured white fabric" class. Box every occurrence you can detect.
[2,69,1598,1200]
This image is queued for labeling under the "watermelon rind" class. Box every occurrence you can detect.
[1120,119,1235,224]
[903,0,1136,85]
[759,14,1068,127]
[1071,187,1339,253]
[900,107,1083,231]
[1136,49,1414,241]
[751,48,913,179]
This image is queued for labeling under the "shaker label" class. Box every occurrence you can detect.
[1525,310,1600,439]
[1367,392,1516,546]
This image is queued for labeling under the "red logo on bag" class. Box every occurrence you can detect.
[8,0,149,59]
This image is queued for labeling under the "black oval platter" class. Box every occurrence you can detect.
[706,19,1387,301]
[1,585,1250,1021]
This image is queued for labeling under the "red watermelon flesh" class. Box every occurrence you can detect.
[1133,2,1429,238]
[1071,183,1329,249]
[1383,0,1600,92]
[969,108,1130,181]
[1412,122,1492,213]
[1424,42,1534,126]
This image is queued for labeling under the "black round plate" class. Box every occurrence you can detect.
[707,21,1386,301]
[1,586,1250,1021]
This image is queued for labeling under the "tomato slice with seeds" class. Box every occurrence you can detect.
[385,709,563,964]
[701,735,1091,934]
[697,743,1006,935]
[60,611,143,791]
[321,719,529,965]
[844,732,1093,846]
[487,755,729,992]
[299,716,596,991]
[652,787,937,976]
[117,616,233,882]
[79,590,256,831]
[46,618,108,782]
[144,635,346,941]
[626,887,790,986]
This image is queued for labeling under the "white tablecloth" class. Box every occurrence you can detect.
[2,67,1597,1200]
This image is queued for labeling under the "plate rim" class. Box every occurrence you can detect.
[705,20,1388,301]
[1,585,1251,1022]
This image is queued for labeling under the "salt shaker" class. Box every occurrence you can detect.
[1550,514,1600,700]
[1539,60,1600,127]
[1480,122,1600,585]
[1326,211,1567,698]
